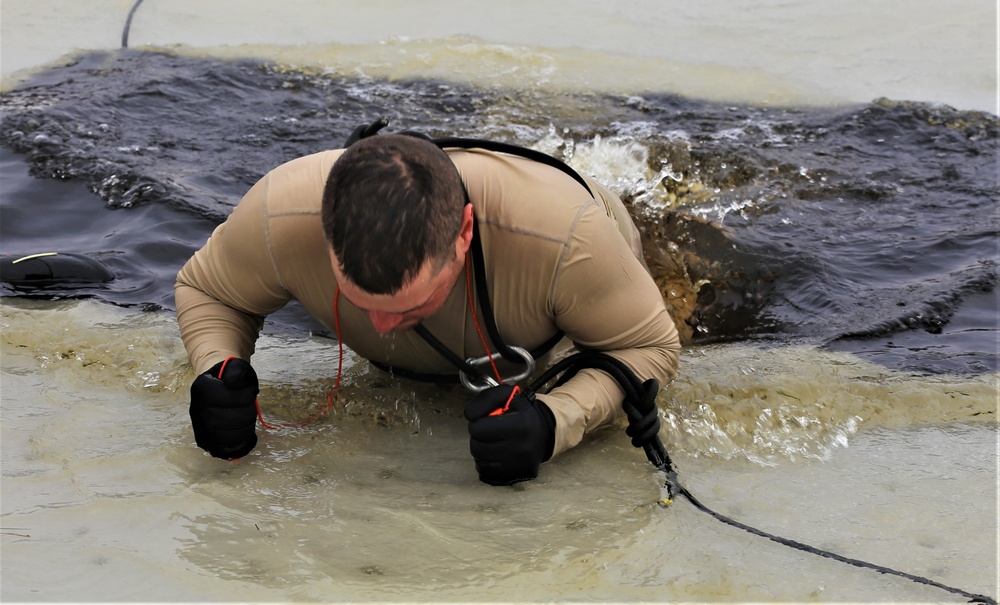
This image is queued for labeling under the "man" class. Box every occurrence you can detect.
[176,132,680,486]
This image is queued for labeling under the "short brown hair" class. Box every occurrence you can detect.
[322,134,466,294]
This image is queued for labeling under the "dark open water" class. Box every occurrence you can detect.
[1,49,998,375]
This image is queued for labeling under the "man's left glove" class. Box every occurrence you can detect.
[189,358,259,460]
[464,384,556,486]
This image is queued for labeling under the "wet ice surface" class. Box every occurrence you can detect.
[1,300,995,602]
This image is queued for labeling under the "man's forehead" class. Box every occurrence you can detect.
[341,282,436,315]
[329,249,439,313]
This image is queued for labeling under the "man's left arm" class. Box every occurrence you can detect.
[538,204,680,457]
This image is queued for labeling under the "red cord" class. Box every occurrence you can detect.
[247,287,344,430]
[218,356,233,378]
[464,253,503,384]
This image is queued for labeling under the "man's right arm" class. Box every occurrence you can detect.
[174,174,291,374]
[175,174,294,459]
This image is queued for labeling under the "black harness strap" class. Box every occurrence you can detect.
[368,359,466,384]
[466,213,547,364]
[432,137,595,197]
[421,135,594,371]
[414,324,478,375]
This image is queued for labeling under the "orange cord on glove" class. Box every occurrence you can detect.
[488,385,521,417]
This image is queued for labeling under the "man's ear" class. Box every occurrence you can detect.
[456,203,475,257]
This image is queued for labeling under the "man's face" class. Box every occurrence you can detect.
[329,203,475,335]
[330,248,465,335]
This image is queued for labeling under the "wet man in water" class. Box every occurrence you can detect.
[175,132,680,486]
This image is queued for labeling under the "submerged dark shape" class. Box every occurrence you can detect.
[0,252,114,289]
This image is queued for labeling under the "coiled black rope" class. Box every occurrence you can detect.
[531,350,996,605]
[121,0,145,49]
[529,350,680,492]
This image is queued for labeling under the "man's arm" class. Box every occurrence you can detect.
[174,174,292,374]
[537,203,681,457]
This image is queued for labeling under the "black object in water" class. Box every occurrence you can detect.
[0,252,114,289]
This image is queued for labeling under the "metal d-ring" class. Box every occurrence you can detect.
[459,346,536,393]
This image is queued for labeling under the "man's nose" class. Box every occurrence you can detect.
[368,310,404,334]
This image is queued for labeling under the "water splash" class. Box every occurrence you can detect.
[661,344,997,464]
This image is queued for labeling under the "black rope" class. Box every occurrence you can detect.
[344,117,390,147]
[673,483,996,604]
[121,0,145,49]
[529,350,678,482]
[414,325,478,376]
[534,350,996,605]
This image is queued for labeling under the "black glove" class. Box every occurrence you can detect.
[464,384,556,486]
[189,358,259,460]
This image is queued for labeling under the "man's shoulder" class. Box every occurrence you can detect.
[260,149,345,216]
[449,149,600,243]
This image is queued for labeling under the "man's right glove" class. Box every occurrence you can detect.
[189,357,259,460]
[464,384,556,486]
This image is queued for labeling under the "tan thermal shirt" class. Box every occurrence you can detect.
[175,147,680,457]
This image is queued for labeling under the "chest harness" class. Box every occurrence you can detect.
[345,120,671,480]
[345,118,600,393]
[344,118,672,485]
